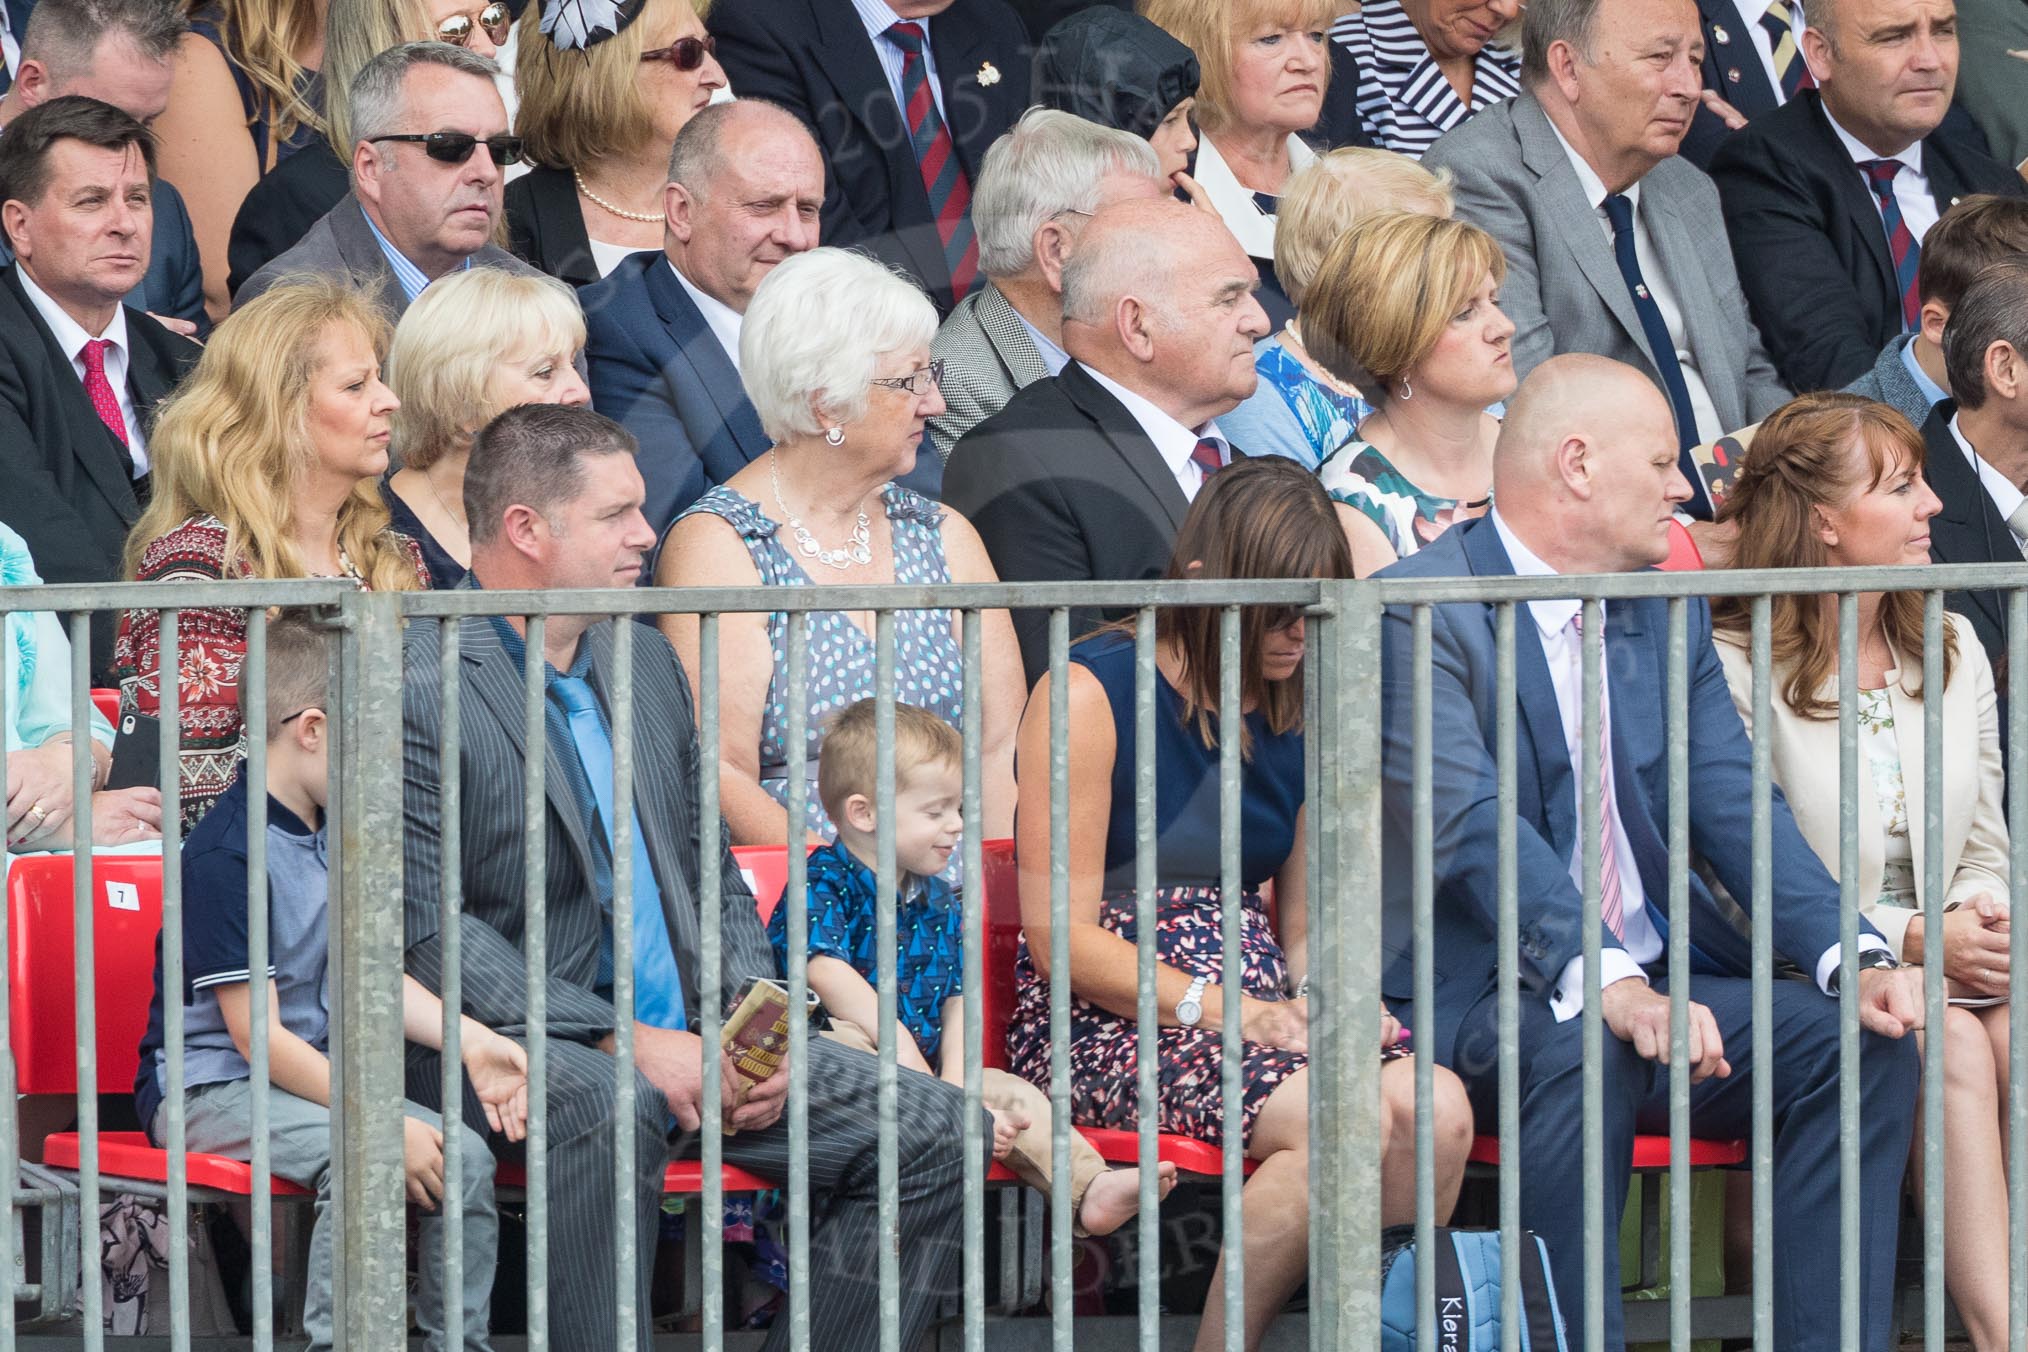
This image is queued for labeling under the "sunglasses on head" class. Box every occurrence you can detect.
[436,1,513,46]
[640,34,716,70]
[368,131,527,165]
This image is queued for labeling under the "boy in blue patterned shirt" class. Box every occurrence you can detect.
[767,699,1172,1236]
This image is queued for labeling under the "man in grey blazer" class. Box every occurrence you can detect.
[237,41,537,316]
[401,404,980,1352]
[1423,0,1789,516]
[927,108,1165,458]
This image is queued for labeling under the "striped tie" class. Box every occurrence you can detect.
[886,22,979,300]
[1190,437,1225,478]
[1862,159,1922,331]
[1759,0,1814,99]
[1570,612,1626,940]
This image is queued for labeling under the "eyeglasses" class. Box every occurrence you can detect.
[436,2,512,47]
[868,359,945,397]
[640,35,716,70]
[368,131,527,166]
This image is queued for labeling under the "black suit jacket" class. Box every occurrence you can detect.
[1710,92,2028,393]
[226,143,349,301]
[1922,400,2022,671]
[707,0,1029,316]
[1682,0,1783,168]
[0,265,199,677]
[506,164,600,289]
[944,359,1225,683]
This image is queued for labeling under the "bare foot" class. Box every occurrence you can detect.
[1076,1163,1181,1236]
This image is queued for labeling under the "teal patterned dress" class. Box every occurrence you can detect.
[1316,439,1491,561]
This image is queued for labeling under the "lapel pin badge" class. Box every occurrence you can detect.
[1712,23,1730,43]
[1727,66,1743,83]
[977,60,1001,86]
[1635,284,1651,301]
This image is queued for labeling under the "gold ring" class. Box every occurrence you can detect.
[27,804,47,823]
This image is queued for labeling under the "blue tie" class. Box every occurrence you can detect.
[1601,192,1712,518]
[549,675,688,1032]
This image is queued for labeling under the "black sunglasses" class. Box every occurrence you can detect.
[640,35,716,70]
[368,131,526,166]
[436,1,513,46]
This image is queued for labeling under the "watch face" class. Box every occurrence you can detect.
[1177,999,1200,1024]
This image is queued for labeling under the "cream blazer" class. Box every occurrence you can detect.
[1714,611,2010,959]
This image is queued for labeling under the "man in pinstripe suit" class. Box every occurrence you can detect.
[400,405,982,1351]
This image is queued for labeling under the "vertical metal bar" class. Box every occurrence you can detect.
[1410,604,1435,1352]
[326,605,350,1331]
[872,611,900,1352]
[1749,596,1775,1352]
[697,612,726,1352]
[1665,598,1690,1352]
[436,617,464,1352]
[1046,606,1073,1352]
[1133,606,1160,1352]
[0,604,13,1338]
[241,610,273,1351]
[519,612,549,1349]
[782,612,812,1352]
[151,611,185,1351]
[2008,588,2027,1352]
[611,614,639,1352]
[336,590,413,1349]
[1578,597,1605,1352]
[1496,601,1521,1352]
[959,608,986,1352]
[1217,606,1244,1352]
[1838,592,1861,1352]
[1920,591,1945,1352]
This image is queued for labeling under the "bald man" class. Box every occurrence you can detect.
[1375,355,1923,1352]
[944,198,1271,682]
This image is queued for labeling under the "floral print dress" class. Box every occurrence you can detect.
[1318,440,1491,561]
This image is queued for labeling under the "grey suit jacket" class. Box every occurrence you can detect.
[234,192,541,317]
[927,282,1052,460]
[1957,0,2028,172]
[1842,334,1940,432]
[1423,90,1791,435]
[400,610,777,1052]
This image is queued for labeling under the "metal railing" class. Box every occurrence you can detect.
[8,564,2028,1351]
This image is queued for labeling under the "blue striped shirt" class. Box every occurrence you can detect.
[1329,0,1520,160]
[360,202,468,304]
[849,0,949,124]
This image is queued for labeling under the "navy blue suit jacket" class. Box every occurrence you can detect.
[1377,516,1875,1062]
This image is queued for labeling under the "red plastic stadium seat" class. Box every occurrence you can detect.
[45,1130,312,1197]
[1658,520,1705,572]
[732,843,805,928]
[91,688,121,727]
[492,1157,777,1194]
[1469,1134,1745,1169]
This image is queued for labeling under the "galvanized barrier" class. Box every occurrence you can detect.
[7,563,2028,1352]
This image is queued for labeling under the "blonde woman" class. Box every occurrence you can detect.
[1142,0,1337,328]
[505,0,726,286]
[1306,212,1516,576]
[1220,148,1455,467]
[382,267,590,587]
[113,279,427,827]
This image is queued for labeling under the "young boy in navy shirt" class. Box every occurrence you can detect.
[134,613,526,1350]
[767,698,1174,1236]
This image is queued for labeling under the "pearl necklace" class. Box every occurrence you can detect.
[573,168,663,223]
[770,450,873,570]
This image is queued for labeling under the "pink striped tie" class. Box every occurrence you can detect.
[1571,612,1626,939]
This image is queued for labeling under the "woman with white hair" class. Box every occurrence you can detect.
[382,266,590,588]
[655,248,1025,848]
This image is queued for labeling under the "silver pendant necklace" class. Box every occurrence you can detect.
[770,449,873,569]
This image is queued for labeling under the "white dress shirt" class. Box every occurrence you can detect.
[1012,307,1071,377]
[1824,105,1940,245]
[1547,120,1724,445]
[850,0,948,124]
[1949,413,2028,550]
[18,265,149,476]
[670,259,746,376]
[1078,363,1229,501]
[1732,0,1805,106]
[0,0,18,85]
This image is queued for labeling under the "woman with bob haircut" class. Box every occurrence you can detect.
[1141,0,1338,329]
[1712,391,2012,1351]
[383,266,591,588]
[655,248,1025,853]
[114,279,428,827]
[1220,147,1456,469]
[1308,210,1515,576]
[505,0,726,286]
[1007,455,1473,1352]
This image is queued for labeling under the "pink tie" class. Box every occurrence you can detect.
[79,339,128,447]
[1571,611,1626,940]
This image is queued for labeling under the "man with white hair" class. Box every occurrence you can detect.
[926,108,1166,458]
[944,196,1270,681]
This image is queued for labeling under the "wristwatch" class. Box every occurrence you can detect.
[1828,948,1900,995]
[1176,974,1210,1028]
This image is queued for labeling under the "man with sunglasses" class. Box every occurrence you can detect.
[236,40,541,317]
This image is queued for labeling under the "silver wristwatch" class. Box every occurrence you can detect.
[1176,974,1210,1028]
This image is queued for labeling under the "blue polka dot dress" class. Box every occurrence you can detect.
[681,483,966,847]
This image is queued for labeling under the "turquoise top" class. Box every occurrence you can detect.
[3,523,115,755]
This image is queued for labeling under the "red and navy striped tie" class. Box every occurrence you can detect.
[886,21,979,300]
[1863,159,1922,331]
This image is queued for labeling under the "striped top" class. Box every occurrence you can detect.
[1330,0,1521,160]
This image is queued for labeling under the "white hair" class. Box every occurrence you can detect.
[971,108,1162,280]
[740,248,939,443]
